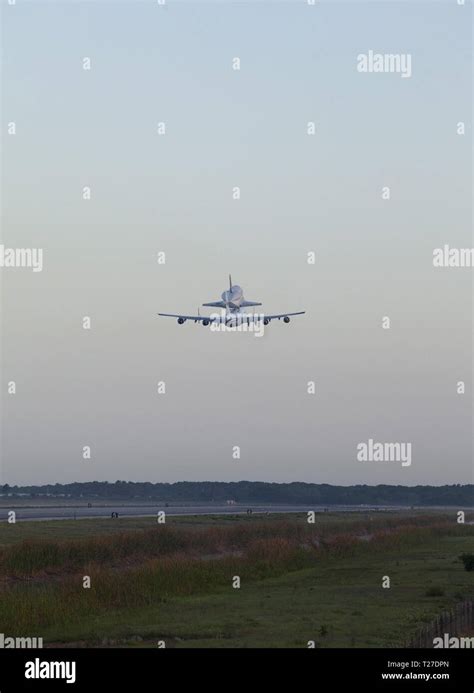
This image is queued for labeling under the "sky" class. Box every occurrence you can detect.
[0,0,472,486]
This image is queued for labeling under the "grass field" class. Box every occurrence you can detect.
[0,511,472,648]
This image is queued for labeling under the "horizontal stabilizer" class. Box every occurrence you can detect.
[240,301,262,307]
[202,301,226,308]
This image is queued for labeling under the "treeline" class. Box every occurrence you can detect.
[1,481,473,506]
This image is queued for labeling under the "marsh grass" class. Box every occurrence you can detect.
[0,518,472,635]
[0,514,462,577]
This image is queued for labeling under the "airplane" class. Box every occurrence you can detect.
[158,275,305,327]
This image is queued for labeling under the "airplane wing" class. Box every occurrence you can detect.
[260,311,305,321]
[222,311,305,323]
[158,312,219,324]
[157,311,305,325]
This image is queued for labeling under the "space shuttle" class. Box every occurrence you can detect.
[158,275,305,326]
[202,275,262,313]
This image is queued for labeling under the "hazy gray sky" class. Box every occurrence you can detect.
[1,0,472,486]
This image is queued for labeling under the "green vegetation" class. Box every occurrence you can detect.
[0,513,472,648]
[0,512,462,576]
[459,553,474,572]
[1,480,473,506]
[424,586,445,597]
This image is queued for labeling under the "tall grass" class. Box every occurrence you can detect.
[0,539,310,633]
[0,514,463,577]
[0,521,472,635]
[0,521,306,576]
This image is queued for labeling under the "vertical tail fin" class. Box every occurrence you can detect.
[229,274,232,290]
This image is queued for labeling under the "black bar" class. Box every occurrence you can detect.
[0,648,472,691]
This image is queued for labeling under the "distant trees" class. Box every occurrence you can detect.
[2,481,473,507]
